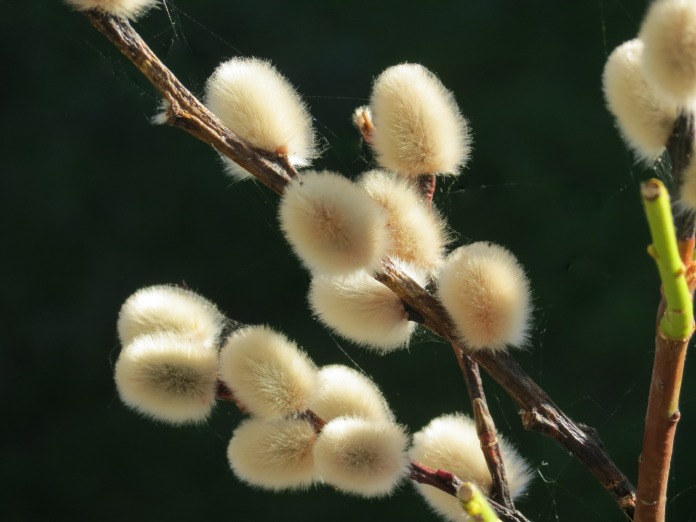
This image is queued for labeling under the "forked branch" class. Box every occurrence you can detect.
[82,10,636,518]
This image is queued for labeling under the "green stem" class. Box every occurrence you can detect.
[642,179,694,339]
[458,482,502,522]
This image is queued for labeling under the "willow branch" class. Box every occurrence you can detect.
[454,348,513,509]
[409,462,530,522]
[81,11,635,517]
[635,179,694,522]
[375,258,636,517]
[85,11,295,195]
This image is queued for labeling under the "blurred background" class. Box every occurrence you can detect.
[2,0,692,520]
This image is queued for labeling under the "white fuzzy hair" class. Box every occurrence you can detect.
[307,365,394,423]
[369,63,471,177]
[437,242,531,352]
[279,171,391,275]
[313,417,409,498]
[409,413,532,521]
[114,332,218,424]
[227,417,317,491]
[309,261,427,351]
[204,57,316,180]
[603,39,678,161]
[218,326,317,418]
[641,0,696,107]
[64,0,157,19]
[360,169,449,271]
[117,285,224,350]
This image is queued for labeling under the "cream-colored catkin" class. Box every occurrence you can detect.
[308,261,426,352]
[64,0,157,19]
[370,63,471,177]
[227,417,317,491]
[279,171,391,275]
[409,414,532,522]
[204,57,316,180]
[114,332,218,425]
[218,325,317,418]
[117,285,225,349]
[313,417,410,497]
[640,0,696,107]
[603,38,678,161]
[359,170,449,271]
[437,242,531,352]
[308,365,394,422]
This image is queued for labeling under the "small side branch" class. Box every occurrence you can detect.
[409,462,530,522]
[454,348,513,509]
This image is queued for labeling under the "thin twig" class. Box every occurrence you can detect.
[454,348,513,509]
[409,462,531,522]
[81,11,636,517]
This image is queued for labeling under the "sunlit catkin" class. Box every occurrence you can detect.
[410,414,532,521]
[603,39,677,161]
[308,365,394,423]
[227,417,317,491]
[64,0,157,19]
[279,171,390,275]
[640,0,696,107]
[117,285,225,349]
[114,332,218,424]
[370,63,471,177]
[360,170,448,271]
[218,326,317,418]
[309,262,426,351]
[313,417,409,497]
[437,242,531,352]
[205,57,316,180]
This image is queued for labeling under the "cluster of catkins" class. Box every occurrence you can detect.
[603,0,696,205]
[204,56,532,355]
[114,285,531,520]
[74,0,536,517]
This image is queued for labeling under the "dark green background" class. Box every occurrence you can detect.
[2,1,693,521]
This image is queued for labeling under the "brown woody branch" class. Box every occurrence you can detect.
[409,461,531,522]
[82,11,636,518]
[634,115,696,522]
[455,349,514,509]
[375,258,636,517]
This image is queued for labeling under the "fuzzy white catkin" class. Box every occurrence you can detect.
[309,261,427,351]
[227,417,317,491]
[360,170,449,270]
[640,0,696,107]
[437,242,531,352]
[603,39,678,161]
[370,63,471,177]
[64,0,157,19]
[313,417,409,497]
[218,326,317,418]
[117,285,225,349]
[279,171,391,275]
[204,57,316,180]
[409,414,532,522]
[114,332,218,424]
[307,365,394,423]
